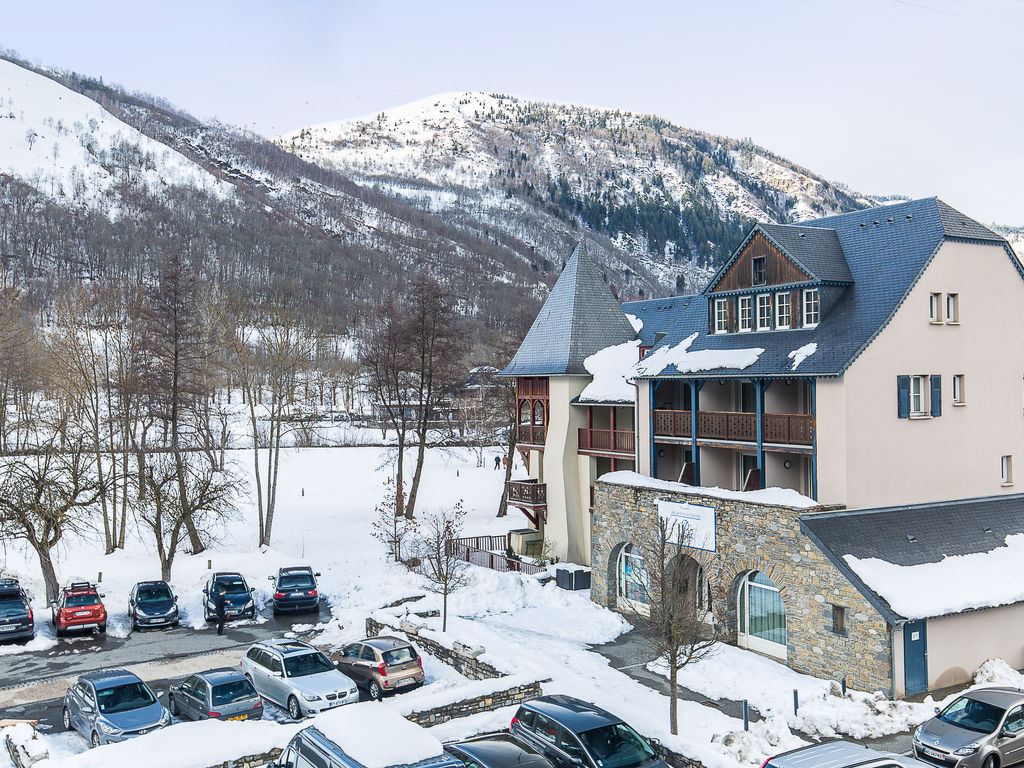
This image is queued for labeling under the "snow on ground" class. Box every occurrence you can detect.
[633,332,764,377]
[649,643,936,740]
[844,534,1024,620]
[578,339,640,404]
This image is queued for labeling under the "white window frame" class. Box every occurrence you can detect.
[953,374,965,406]
[713,298,729,334]
[802,288,820,328]
[775,292,791,329]
[738,296,753,332]
[946,293,960,324]
[909,375,927,416]
[756,294,772,331]
[929,292,943,324]
[1002,455,1014,486]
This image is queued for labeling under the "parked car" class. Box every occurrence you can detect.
[128,580,179,630]
[912,687,1024,768]
[168,667,263,722]
[268,566,321,616]
[202,572,256,622]
[510,695,667,768]
[52,582,106,637]
[240,639,359,720]
[269,704,462,768]
[62,669,169,747]
[446,734,553,768]
[0,578,34,642]
[335,635,424,700]
[763,741,928,767]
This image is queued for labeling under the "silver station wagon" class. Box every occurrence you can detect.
[241,639,359,720]
[914,688,1024,768]
[168,667,263,722]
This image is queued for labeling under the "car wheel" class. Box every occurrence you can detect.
[368,681,382,701]
[55,625,64,639]
[983,756,998,768]
[61,708,71,730]
[168,695,178,717]
[91,731,100,749]
[97,624,106,634]
[288,696,302,720]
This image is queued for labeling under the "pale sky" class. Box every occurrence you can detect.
[2,0,1022,224]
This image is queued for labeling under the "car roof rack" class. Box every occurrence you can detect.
[67,581,95,591]
[0,577,20,587]
[279,566,314,575]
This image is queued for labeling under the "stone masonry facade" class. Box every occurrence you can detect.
[591,480,895,694]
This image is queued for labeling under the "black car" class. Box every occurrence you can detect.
[202,572,256,622]
[128,580,179,630]
[268,566,320,615]
[510,695,666,768]
[0,578,34,642]
[446,734,553,768]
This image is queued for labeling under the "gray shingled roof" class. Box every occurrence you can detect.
[801,495,1024,623]
[758,224,853,283]
[501,241,637,376]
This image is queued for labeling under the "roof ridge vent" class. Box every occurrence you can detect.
[798,233,806,238]
[887,217,894,223]
[906,214,913,220]
[906,534,917,543]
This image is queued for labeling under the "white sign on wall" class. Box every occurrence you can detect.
[656,499,717,553]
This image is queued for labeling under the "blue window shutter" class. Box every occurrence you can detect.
[897,376,910,418]
[930,375,942,417]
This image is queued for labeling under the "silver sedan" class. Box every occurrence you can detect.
[913,687,1024,768]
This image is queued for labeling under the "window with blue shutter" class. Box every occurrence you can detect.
[897,376,910,418]
[930,375,942,417]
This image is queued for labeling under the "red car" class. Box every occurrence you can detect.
[52,582,107,637]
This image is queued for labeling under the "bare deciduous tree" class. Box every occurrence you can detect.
[412,502,469,632]
[370,478,418,563]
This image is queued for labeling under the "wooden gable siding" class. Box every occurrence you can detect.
[711,232,810,293]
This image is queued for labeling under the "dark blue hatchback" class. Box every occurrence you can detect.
[268,566,320,616]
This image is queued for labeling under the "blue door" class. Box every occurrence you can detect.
[904,619,928,695]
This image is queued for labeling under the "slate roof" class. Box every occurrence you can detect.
[801,494,1024,623]
[501,240,637,376]
[758,224,853,283]
[624,198,1019,379]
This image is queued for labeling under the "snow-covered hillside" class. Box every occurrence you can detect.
[0,58,231,211]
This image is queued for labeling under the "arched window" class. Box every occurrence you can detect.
[518,401,531,425]
[532,400,545,426]
[670,555,712,615]
[737,571,786,659]
[616,545,649,613]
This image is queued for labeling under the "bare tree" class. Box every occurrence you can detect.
[625,515,721,735]
[412,502,469,632]
[370,478,418,563]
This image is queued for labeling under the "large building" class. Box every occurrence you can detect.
[501,198,1024,697]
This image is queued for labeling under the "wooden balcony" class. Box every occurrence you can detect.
[507,479,547,507]
[653,409,814,446]
[516,378,549,398]
[517,422,547,447]
[578,428,636,457]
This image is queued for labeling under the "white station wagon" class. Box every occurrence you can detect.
[240,639,359,720]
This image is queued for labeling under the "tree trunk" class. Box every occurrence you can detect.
[497,420,517,517]
[36,545,60,603]
[406,438,427,519]
[395,434,406,517]
[669,659,679,735]
[442,589,448,632]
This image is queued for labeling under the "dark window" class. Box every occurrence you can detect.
[246,647,262,663]
[939,696,1006,734]
[267,655,283,675]
[752,256,767,286]
[65,594,100,607]
[831,605,847,634]
[212,680,257,706]
[534,712,560,744]
[136,584,172,602]
[95,682,156,714]
[283,652,334,678]
[515,707,535,728]
[278,575,315,589]
[359,645,377,661]
[382,646,416,666]
[342,644,361,659]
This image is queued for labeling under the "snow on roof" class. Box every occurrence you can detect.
[843,533,1024,621]
[311,703,443,768]
[578,339,640,404]
[633,332,764,378]
[625,313,643,333]
[787,343,817,371]
[598,470,819,509]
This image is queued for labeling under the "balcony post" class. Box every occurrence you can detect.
[650,381,659,478]
[809,378,818,500]
[755,379,770,489]
[691,380,703,486]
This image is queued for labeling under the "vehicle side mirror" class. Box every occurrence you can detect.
[173,596,178,603]
[648,738,661,749]
[935,706,941,714]
[266,763,277,768]
[267,576,274,581]
[99,594,106,598]
[273,670,283,678]
[157,691,165,698]
[314,572,321,577]
[570,759,584,768]
[250,587,255,593]
[82,705,94,715]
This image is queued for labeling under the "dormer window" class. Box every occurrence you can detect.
[751,256,767,286]
[738,296,753,332]
[802,288,820,328]
[756,294,772,330]
[776,293,791,329]
[713,298,729,333]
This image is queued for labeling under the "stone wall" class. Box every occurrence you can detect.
[591,480,894,694]
[404,681,543,726]
[206,749,282,768]
[365,617,504,680]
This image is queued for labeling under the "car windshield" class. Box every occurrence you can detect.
[96,682,156,714]
[215,579,248,594]
[284,652,334,678]
[0,598,27,617]
[278,575,315,589]
[137,585,172,602]
[939,697,1007,734]
[382,647,416,666]
[65,594,100,607]
[577,723,656,768]
[211,679,257,706]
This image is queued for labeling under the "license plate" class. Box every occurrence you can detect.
[227,715,246,721]
[397,678,413,686]
[75,611,90,616]
[290,592,304,597]
[923,747,945,760]
[226,611,237,617]
[329,701,340,708]
[0,625,16,632]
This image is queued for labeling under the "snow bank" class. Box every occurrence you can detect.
[313,704,443,768]
[579,339,640,403]
[599,470,819,509]
[844,534,1024,620]
[633,333,763,377]
[787,343,817,371]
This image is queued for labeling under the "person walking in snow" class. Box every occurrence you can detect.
[502,455,508,469]
[214,585,228,636]
[494,454,501,470]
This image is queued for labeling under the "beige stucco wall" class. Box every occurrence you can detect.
[637,380,652,476]
[833,240,1024,508]
[542,377,590,564]
[924,605,1024,691]
[815,378,848,506]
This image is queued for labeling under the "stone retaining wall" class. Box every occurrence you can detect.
[592,480,893,693]
[206,749,282,768]
[404,681,542,726]
[365,617,504,680]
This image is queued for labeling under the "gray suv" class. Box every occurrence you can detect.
[168,667,263,721]
[765,741,927,767]
[62,669,169,747]
[914,687,1024,768]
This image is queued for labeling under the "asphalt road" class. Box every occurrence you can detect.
[0,600,332,686]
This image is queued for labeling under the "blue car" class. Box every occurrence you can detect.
[202,572,256,622]
[128,580,179,630]
[62,669,169,747]
[268,566,321,616]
